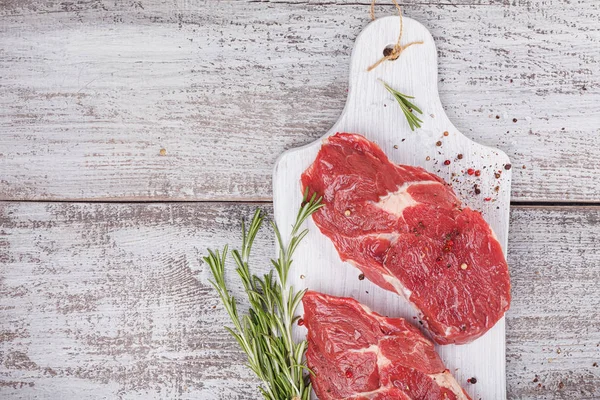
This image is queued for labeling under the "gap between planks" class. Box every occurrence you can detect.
[1,200,600,208]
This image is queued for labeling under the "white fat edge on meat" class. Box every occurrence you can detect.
[428,371,471,400]
[350,389,412,400]
[344,313,466,400]
[345,244,454,344]
[348,232,399,241]
[347,344,379,355]
[345,350,410,400]
[319,159,334,170]
[445,326,460,336]
[349,387,412,400]
[382,274,413,300]
[489,226,500,243]
[374,181,442,217]
[350,308,426,371]
[346,351,467,399]
[346,258,435,337]
[346,344,393,370]
[345,257,411,300]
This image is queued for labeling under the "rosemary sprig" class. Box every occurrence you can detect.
[381,80,423,131]
[204,189,323,400]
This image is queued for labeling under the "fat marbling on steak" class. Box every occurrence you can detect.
[301,133,511,344]
[302,291,471,400]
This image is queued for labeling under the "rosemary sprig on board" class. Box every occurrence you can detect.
[204,189,323,400]
[381,80,423,131]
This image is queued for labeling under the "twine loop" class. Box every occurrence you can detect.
[367,0,423,71]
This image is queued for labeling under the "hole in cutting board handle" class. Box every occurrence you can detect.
[383,45,399,60]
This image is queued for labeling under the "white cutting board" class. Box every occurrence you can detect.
[273,16,512,400]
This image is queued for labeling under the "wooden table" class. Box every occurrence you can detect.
[0,1,598,399]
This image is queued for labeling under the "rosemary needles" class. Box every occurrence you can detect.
[204,189,323,400]
[381,80,423,131]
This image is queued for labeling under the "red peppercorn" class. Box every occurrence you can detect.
[484,197,491,202]
[467,168,475,175]
[345,370,353,378]
[444,160,451,166]
[474,170,481,177]
[298,318,305,326]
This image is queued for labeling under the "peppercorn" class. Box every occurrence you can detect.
[467,168,475,175]
[457,154,463,159]
[436,141,442,146]
[474,170,481,177]
[504,164,512,170]
[444,160,451,166]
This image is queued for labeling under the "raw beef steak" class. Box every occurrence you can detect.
[301,133,510,344]
[302,291,471,400]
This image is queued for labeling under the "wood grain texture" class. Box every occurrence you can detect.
[0,0,598,202]
[0,202,599,399]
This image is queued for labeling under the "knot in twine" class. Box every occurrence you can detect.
[367,0,423,72]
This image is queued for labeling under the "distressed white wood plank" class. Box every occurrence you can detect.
[0,0,598,202]
[0,202,599,399]
[273,15,511,399]
[0,202,269,400]
[505,206,600,399]
[256,0,518,4]
[0,0,517,15]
